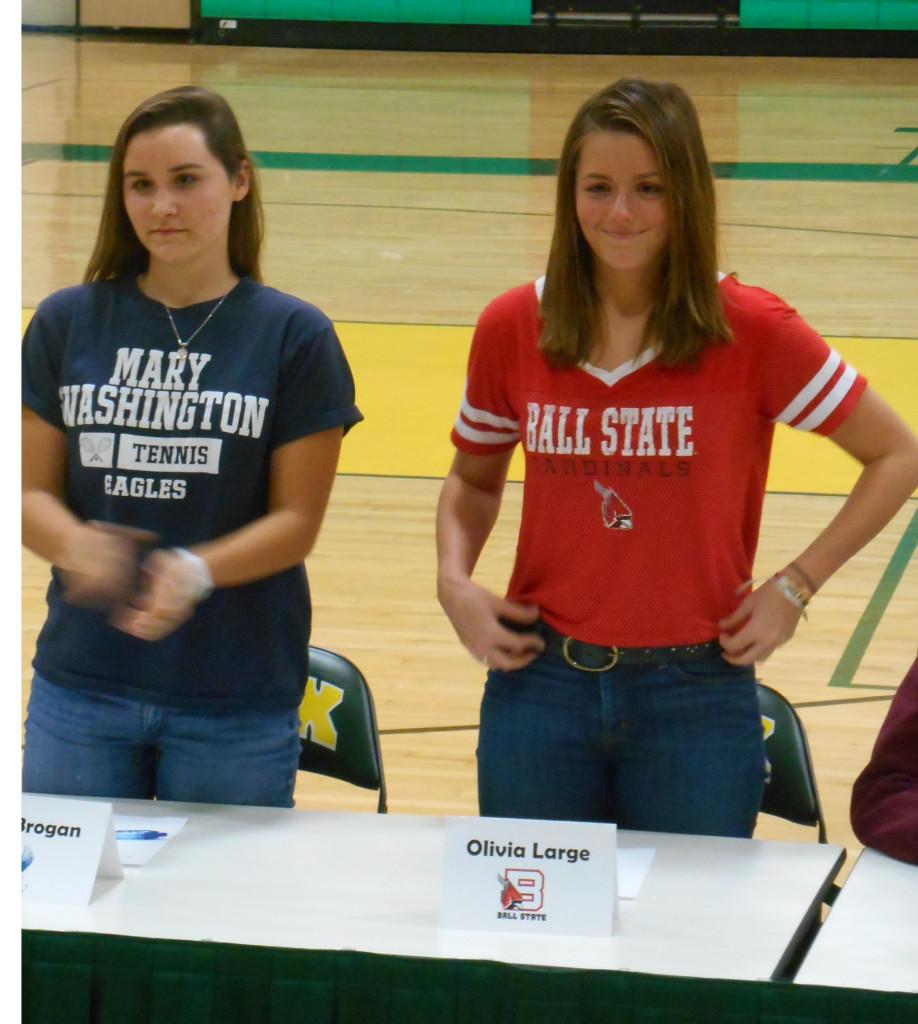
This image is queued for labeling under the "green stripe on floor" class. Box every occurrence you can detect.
[829,504,918,689]
[20,143,918,183]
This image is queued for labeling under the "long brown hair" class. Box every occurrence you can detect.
[84,86,263,284]
[540,78,730,368]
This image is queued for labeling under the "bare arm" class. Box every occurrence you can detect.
[436,449,543,670]
[785,389,918,588]
[118,427,344,641]
[22,408,75,559]
[196,427,343,585]
[22,408,146,606]
[720,388,918,664]
[437,450,512,583]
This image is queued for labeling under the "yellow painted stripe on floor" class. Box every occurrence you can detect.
[336,321,479,479]
[339,324,918,493]
[21,310,917,495]
[770,337,918,494]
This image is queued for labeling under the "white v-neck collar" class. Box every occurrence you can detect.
[532,272,729,387]
[580,346,657,387]
[533,276,657,387]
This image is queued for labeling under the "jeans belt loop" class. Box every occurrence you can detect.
[562,637,620,673]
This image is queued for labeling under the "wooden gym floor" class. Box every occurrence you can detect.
[21,34,918,867]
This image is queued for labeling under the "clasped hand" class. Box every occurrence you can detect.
[59,522,205,642]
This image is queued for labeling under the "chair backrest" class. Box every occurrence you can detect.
[757,682,826,843]
[298,646,387,813]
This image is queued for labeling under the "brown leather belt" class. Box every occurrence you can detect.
[536,622,722,673]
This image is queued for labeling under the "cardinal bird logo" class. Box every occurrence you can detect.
[498,872,523,910]
[594,480,633,530]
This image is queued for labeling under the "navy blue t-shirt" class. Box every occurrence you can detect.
[22,276,362,711]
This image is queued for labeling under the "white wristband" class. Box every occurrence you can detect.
[171,548,214,602]
[771,573,809,620]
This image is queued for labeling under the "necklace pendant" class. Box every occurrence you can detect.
[163,290,229,364]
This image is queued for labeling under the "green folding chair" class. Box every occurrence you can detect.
[298,646,387,813]
[756,681,841,974]
[757,682,827,843]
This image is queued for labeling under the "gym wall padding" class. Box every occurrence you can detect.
[199,0,530,24]
[741,0,918,29]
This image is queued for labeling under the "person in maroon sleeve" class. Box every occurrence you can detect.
[850,655,918,864]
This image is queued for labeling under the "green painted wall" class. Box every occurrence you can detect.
[201,0,530,23]
[879,0,918,27]
[741,0,808,28]
[202,1,917,28]
[741,0,918,28]
[269,1,331,17]
[201,0,266,16]
[398,0,463,23]
[810,0,878,28]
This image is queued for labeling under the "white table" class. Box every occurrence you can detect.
[22,799,844,982]
[796,847,918,994]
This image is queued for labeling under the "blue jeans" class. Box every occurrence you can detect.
[22,674,301,807]
[477,650,766,837]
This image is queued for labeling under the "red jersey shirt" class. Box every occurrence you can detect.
[451,274,866,646]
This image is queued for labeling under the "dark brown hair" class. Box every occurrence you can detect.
[540,78,730,368]
[84,86,263,283]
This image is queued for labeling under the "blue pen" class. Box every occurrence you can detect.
[116,829,168,840]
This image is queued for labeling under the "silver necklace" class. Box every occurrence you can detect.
[163,291,229,364]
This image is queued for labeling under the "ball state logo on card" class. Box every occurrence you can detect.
[496,869,546,921]
[464,836,591,922]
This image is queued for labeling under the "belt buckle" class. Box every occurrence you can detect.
[562,636,619,673]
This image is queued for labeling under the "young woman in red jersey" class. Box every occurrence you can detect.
[437,78,918,835]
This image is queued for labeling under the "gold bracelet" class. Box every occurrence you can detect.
[771,573,810,620]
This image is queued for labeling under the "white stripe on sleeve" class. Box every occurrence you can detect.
[453,418,519,446]
[793,364,858,432]
[454,388,519,445]
[460,391,519,431]
[773,350,842,425]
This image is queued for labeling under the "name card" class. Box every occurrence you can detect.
[21,794,123,906]
[440,815,618,937]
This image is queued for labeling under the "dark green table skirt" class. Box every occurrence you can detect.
[22,930,918,1024]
